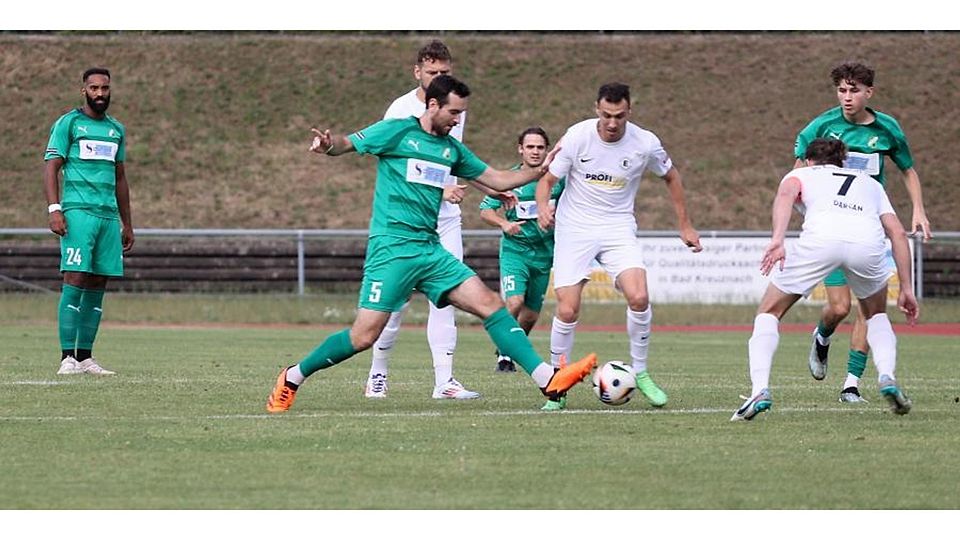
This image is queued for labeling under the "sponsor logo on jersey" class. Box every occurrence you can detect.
[583,171,627,189]
[77,139,118,162]
[515,200,539,220]
[579,157,592,163]
[406,158,450,188]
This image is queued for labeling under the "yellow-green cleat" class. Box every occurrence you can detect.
[541,395,567,411]
[635,370,667,407]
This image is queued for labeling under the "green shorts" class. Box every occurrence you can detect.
[357,235,476,312]
[500,249,552,313]
[59,209,124,277]
[823,267,848,287]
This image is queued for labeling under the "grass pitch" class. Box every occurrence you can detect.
[2,322,958,510]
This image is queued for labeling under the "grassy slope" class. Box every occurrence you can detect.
[2,32,959,232]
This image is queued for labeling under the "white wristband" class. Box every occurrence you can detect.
[48,203,62,214]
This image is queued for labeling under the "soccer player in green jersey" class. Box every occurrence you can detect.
[266,75,597,413]
[479,127,565,376]
[795,62,931,403]
[43,67,134,376]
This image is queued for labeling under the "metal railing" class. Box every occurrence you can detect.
[2,228,953,298]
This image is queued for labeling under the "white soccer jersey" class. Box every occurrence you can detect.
[548,119,673,232]
[384,88,466,220]
[787,165,895,249]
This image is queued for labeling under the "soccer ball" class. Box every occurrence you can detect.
[592,361,637,406]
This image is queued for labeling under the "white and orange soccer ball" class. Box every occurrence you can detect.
[592,361,637,406]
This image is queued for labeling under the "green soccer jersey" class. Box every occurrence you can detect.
[479,167,565,256]
[44,108,126,219]
[349,117,488,241]
[794,106,913,186]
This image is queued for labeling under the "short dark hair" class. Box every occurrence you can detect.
[518,126,549,147]
[831,62,874,87]
[425,74,470,108]
[82,67,111,83]
[417,40,452,65]
[597,82,630,105]
[805,138,847,167]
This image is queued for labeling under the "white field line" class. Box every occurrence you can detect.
[1,406,954,422]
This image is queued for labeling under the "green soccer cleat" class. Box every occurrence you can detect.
[635,370,668,407]
[541,395,567,411]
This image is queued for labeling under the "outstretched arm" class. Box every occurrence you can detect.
[309,128,355,156]
[661,167,702,252]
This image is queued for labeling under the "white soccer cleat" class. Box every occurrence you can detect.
[75,357,116,375]
[364,373,388,398]
[730,389,773,422]
[808,328,829,381]
[57,356,82,375]
[432,378,481,400]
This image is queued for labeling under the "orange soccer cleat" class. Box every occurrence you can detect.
[266,367,298,413]
[542,353,597,399]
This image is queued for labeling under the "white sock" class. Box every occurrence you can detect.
[843,373,861,389]
[866,313,897,381]
[626,306,652,373]
[549,317,578,367]
[532,363,555,388]
[369,305,407,378]
[286,364,305,386]
[427,301,457,387]
[748,313,780,396]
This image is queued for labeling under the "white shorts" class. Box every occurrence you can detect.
[437,214,463,262]
[552,226,645,289]
[771,238,889,299]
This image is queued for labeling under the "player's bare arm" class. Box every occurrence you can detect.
[115,162,135,252]
[760,176,801,275]
[900,167,932,242]
[880,212,920,324]
[43,158,66,237]
[480,207,521,236]
[661,167,702,252]
[535,171,559,231]
[443,184,467,204]
[309,128,355,156]
[469,180,518,207]
[474,166,542,193]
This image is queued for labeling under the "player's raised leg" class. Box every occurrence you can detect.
[445,276,596,400]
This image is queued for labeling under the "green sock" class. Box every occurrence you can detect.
[58,284,84,353]
[817,321,835,338]
[77,288,105,350]
[483,307,542,375]
[298,329,358,377]
[847,349,868,378]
